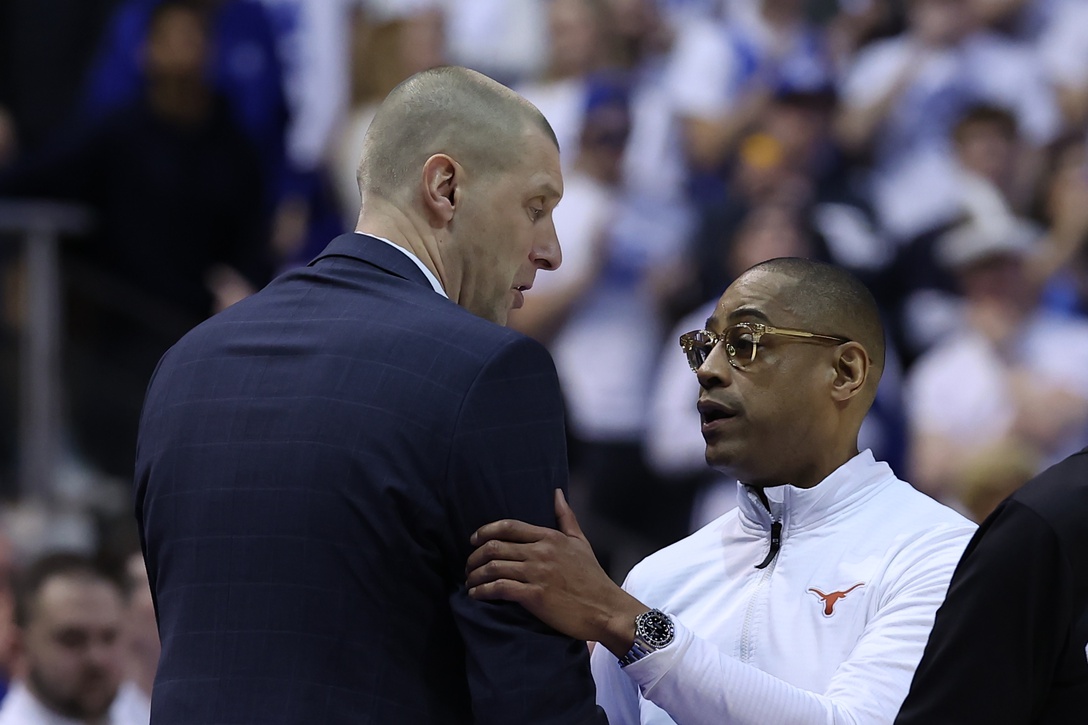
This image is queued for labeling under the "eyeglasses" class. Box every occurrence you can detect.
[679,322,851,372]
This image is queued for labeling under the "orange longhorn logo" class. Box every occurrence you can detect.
[808,582,865,616]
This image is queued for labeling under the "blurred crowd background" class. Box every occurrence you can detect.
[0,0,1087,707]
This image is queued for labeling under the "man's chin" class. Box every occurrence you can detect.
[705,444,744,477]
[707,453,774,488]
[30,669,119,720]
[42,694,115,722]
[82,701,114,721]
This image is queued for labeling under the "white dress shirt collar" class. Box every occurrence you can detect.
[358,232,448,299]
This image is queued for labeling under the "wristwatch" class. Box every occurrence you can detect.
[618,608,675,668]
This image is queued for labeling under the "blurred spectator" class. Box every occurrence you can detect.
[1032,134,1088,317]
[606,0,696,299]
[905,218,1088,519]
[246,0,356,268]
[967,0,1056,39]
[517,0,617,173]
[508,78,626,345]
[947,104,1022,224]
[440,0,548,86]
[0,552,148,724]
[951,445,1040,524]
[837,0,1060,241]
[689,85,890,306]
[607,0,684,189]
[83,0,288,187]
[0,0,121,155]
[82,0,356,269]
[659,0,726,26]
[884,103,1022,361]
[824,0,896,71]
[257,0,350,185]
[329,1,445,228]
[85,0,285,156]
[1037,0,1088,132]
[689,129,812,300]
[666,0,835,197]
[0,0,115,487]
[0,0,271,478]
[887,105,1088,364]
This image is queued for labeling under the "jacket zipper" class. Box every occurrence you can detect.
[740,496,783,663]
[754,520,782,570]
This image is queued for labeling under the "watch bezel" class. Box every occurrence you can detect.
[635,609,675,649]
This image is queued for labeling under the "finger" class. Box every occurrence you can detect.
[465,539,530,573]
[470,519,550,547]
[466,560,530,589]
[554,488,586,541]
[467,579,536,604]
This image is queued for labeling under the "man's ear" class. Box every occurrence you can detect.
[421,154,459,228]
[829,342,869,403]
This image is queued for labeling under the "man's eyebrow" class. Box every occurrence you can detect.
[706,307,772,330]
[727,307,771,323]
[538,182,562,201]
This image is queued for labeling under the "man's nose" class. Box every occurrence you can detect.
[84,638,119,669]
[696,344,734,388]
[533,219,561,271]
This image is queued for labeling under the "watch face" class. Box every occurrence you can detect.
[637,609,675,649]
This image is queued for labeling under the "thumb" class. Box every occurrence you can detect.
[554,488,585,540]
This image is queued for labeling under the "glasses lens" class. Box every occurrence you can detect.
[681,331,715,371]
[724,326,756,369]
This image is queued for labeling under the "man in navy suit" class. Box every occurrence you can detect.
[134,66,607,724]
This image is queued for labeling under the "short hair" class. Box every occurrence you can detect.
[744,257,886,378]
[952,103,1018,144]
[358,66,558,202]
[13,552,121,628]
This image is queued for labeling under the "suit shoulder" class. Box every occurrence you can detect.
[167,268,548,370]
[411,306,555,378]
[1013,449,1088,513]
[1009,450,1088,554]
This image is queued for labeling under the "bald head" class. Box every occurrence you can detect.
[747,257,886,389]
[358,66,558,203]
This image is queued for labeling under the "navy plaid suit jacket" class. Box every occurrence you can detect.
[135,233,607,724]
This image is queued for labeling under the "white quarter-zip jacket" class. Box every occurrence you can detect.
[590,450,976,724]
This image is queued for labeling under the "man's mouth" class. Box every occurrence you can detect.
[698,400,740,431]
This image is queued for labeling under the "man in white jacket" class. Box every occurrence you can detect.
[466,257,976,724]
[0,553,150,725]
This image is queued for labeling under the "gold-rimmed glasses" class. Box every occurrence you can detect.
[679,323,851,372]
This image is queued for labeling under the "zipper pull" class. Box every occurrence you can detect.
[754,520,782,570]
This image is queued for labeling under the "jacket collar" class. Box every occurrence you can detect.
[736,449,896,534]
[308,233,433,291]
